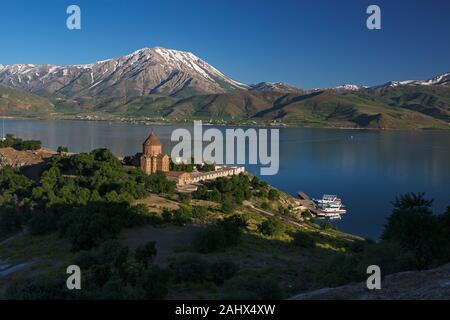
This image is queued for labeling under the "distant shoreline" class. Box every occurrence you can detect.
[2,115,449,131]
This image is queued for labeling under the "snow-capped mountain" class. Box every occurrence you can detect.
[0,47,248,98]
[419,72,450,86]
[371,72,450,89]
[249,82,302,93]
[0,46,448,101]
[332,84,367,92]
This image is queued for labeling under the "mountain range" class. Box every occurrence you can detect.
[0,47,449,129]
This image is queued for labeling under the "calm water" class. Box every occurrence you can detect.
[3,119,450,239]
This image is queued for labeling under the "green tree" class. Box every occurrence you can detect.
[382,193,442,269]
[57,146,69,154]
[194,215,246,253]
[192,206,209,221]
[136,266,168,299]
[28,210,58,235]
[258,218,285,237]
[220,194,236,213]
[172,205,192,226]
[135,241,157,268]
[0,206,22,236]
[268,189,280,200]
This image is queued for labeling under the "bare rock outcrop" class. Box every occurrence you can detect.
[290,263,450,300]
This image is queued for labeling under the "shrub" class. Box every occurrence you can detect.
[0,206,22,236]
[170,161,194,172]
[69,241,168,299]
[261,201,270,210]
[57,146,69,154]
[178,192,192,204]
[28,210,58,235]
[217,215,246,246]
[73,250,101,270]
[58,202,144,251]
[193,225,227,253]
[193,215,246,253]
[358,240,416,275]
[313,254,361,287]
[12,140,42,151]
[4,275,72,299]
[131,204,164,226]
[268,189,280,200]
[96,240,129,269]
[201,163,215,172]
[192,206,209,221]
[136,266,169,299]
[292,231,316,248]
[172,205,193,226]
[302,210,313,220]
[209,259,238,285]
[194,174,250,205]
[161,208,173,223]
[347,239,367,253]
[135,241,157,268]
[382,193,443,269]
[220,195,236,213]
[145,171,176,194]
[207,188,221,202]
[0,166,34,202]
[145,213,164,226]
[168,253,210,282]
[314,240,415,288]
[258,218,285,237]
[0,136,41,151]
[320,220,334,230]
[259,188,268,198]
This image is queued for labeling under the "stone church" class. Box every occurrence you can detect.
[140,132,169,174]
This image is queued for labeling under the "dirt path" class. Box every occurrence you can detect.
[243,201,304,228]
[243,201,361,241]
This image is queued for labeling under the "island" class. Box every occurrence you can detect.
[1,133,449,299]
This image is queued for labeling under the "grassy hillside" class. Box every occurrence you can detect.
[164,91,285,119]
[2,84,450,129]
[158,87,449,129]
[1,149,449,299]
[0,151,363,299]
[359,85,450,122]
[0,86,54,116]
[256,89,449,129]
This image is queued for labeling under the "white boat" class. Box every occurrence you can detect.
[315,212,342,220]
[314,194,342,205]
[313,194,347,218]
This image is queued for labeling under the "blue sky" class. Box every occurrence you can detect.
[0,0,449,88]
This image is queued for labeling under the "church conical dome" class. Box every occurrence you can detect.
[140,131,169,174]
[144,132,161,146]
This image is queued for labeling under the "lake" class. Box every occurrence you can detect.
[3,118,450,239]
